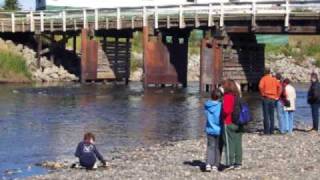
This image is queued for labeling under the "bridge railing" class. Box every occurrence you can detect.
[0,0,319,33]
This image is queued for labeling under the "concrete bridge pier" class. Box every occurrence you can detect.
[143,26,190,87]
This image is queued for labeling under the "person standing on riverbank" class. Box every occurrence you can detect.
[308,73,320,131]
[204,89,222,172]
[222,80,243,170]
[282,79,296,134]
[275,73,286,134]
[259,68,282,134]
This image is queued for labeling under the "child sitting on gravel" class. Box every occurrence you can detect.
[204,89,222,172]
[74,132,107,169]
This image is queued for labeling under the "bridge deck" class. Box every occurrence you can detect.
[0,0,320,34]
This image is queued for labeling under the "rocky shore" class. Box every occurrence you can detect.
[266,54,320,82]
[0,39,78,83]
[30,129,320,180]
[130,53,319,83]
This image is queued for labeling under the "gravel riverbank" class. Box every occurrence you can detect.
[30,129,320,180]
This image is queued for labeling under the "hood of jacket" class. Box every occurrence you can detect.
[205,100,220,114]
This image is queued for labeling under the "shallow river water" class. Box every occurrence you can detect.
[0,82,312,179]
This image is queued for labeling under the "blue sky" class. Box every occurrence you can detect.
[0,0,35,10]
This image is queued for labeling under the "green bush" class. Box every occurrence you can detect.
[0,51,31,79]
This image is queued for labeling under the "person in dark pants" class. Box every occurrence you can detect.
[75,132,106,169]
[308,73,320,131]
[204,89,222,172]
[222,80,243,170]
[259,68,281,134]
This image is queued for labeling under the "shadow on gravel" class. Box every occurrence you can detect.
[183,160,206,172]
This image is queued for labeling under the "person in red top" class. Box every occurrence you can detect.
[222,79,243,170]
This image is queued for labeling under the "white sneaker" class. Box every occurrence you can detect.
[93,163,98,169]
[205,164,212,172]
[211,166,218,172]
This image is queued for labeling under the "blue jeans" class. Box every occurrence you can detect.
[284,111,294,133]
[276,101,286,133]
[262,97,276,134]
[311,103,320,130]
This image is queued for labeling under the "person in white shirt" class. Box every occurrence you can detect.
[282,78,296,134]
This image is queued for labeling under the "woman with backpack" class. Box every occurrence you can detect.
[308,73,320,131]
[282,78,296,134]
[222,79,243,170]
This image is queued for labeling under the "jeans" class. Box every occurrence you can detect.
[276,100,286,133]
[206,135,221,167]
[284,111,294,133]
[262,97,276,134]
[311,103,320,130]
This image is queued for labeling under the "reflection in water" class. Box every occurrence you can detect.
[0,82,312,179]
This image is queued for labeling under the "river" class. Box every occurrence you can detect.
[0,82,312,179]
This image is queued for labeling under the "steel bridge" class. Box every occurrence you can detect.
[0,0,319,91]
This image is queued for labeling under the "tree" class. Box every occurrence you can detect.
[3,0,20,11]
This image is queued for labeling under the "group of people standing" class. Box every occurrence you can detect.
[204,79,243,172]
[259,68,296,135]
[204,70,320,172]
[259,69,320,135]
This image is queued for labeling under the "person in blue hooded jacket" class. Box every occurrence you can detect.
[204,89,222,172]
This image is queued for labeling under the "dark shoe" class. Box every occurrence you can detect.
[234,164,242,170]
[224,165,234,171]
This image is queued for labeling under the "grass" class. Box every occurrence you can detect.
[266,37,320,68]
[0,50,31,82]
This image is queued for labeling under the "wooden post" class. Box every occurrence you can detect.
[50,33,55,63]
[105,17,109,29]
[81,29,88,83]
[143,6,147,27]
[117,8,121,30]
[73,35,77,53]
[62,10,66,32]
[167,16,171,29]
[195,13,200,28]
[251,0,257,31]
[36,33,42,68]
[208,4,213,27]
[94,9,99,30]
[1,22,4,32]
[83,9,87,29]
[74,19,77,31]
[285,0,290,30]
[30,11,34,32]
[11,13,15,33]
[154,6,158,29]
[220,3,224,28]
[22,20,25,32]
[125,37,130,85]
[212,38,222,87]
[142,26,148,87]
[131,16,135,29]
[179,5,184,29]
[40,11,44,32]
[50,19,54,32]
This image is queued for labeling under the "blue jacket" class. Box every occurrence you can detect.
[75,141,105,168]
[204,100,222,135]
